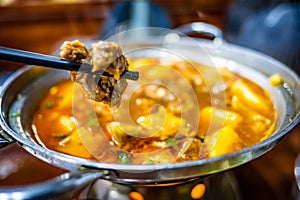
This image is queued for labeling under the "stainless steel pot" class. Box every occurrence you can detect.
[0,25,299,198]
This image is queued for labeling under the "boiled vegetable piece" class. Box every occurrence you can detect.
[136,106,182,140]
[230,80,272,113]
[106,122,140,147]
[231,95,275,145]
[205,126,242,157]
[269,73,283,86]
[199,106,243,135]
[106,106,185,149]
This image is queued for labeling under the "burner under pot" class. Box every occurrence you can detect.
[84,172,242,200]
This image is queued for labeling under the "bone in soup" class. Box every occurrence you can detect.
[32,58,276,164]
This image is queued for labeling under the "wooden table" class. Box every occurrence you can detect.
[234,124,300,200]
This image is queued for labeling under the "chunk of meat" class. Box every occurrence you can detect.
[59,40,90,63]
[59,40,129,106]
[91,41,128,80]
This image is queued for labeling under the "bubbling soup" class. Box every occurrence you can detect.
[32,58,276,164]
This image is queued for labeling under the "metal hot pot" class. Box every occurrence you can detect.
[0,26,299,199]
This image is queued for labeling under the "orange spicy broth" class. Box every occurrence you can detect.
[32,58,276,164]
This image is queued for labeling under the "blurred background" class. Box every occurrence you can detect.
[0,0,299,72]
[0,0,299,199]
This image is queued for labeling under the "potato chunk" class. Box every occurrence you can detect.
[205,126,243,157]
[199,106,242,135]
[269,73,283,86]
[230,80,272,113]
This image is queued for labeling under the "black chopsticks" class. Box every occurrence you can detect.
[0,46,139,81]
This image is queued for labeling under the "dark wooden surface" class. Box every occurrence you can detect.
[0,1,299,199]
[234,124,300,200]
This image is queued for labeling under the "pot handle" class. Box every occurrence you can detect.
[174,22,224,40]
[0,126,14,148]
[0,170,104,200]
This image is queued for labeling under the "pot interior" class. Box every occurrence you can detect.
[1,40,300,184]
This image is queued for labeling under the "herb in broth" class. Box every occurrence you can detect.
[87,118,98,127]
[45,101,54,108]
[54,133,68,139]
[118,152,130,164]
[11,112,21,118]
[166,138,173,145]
